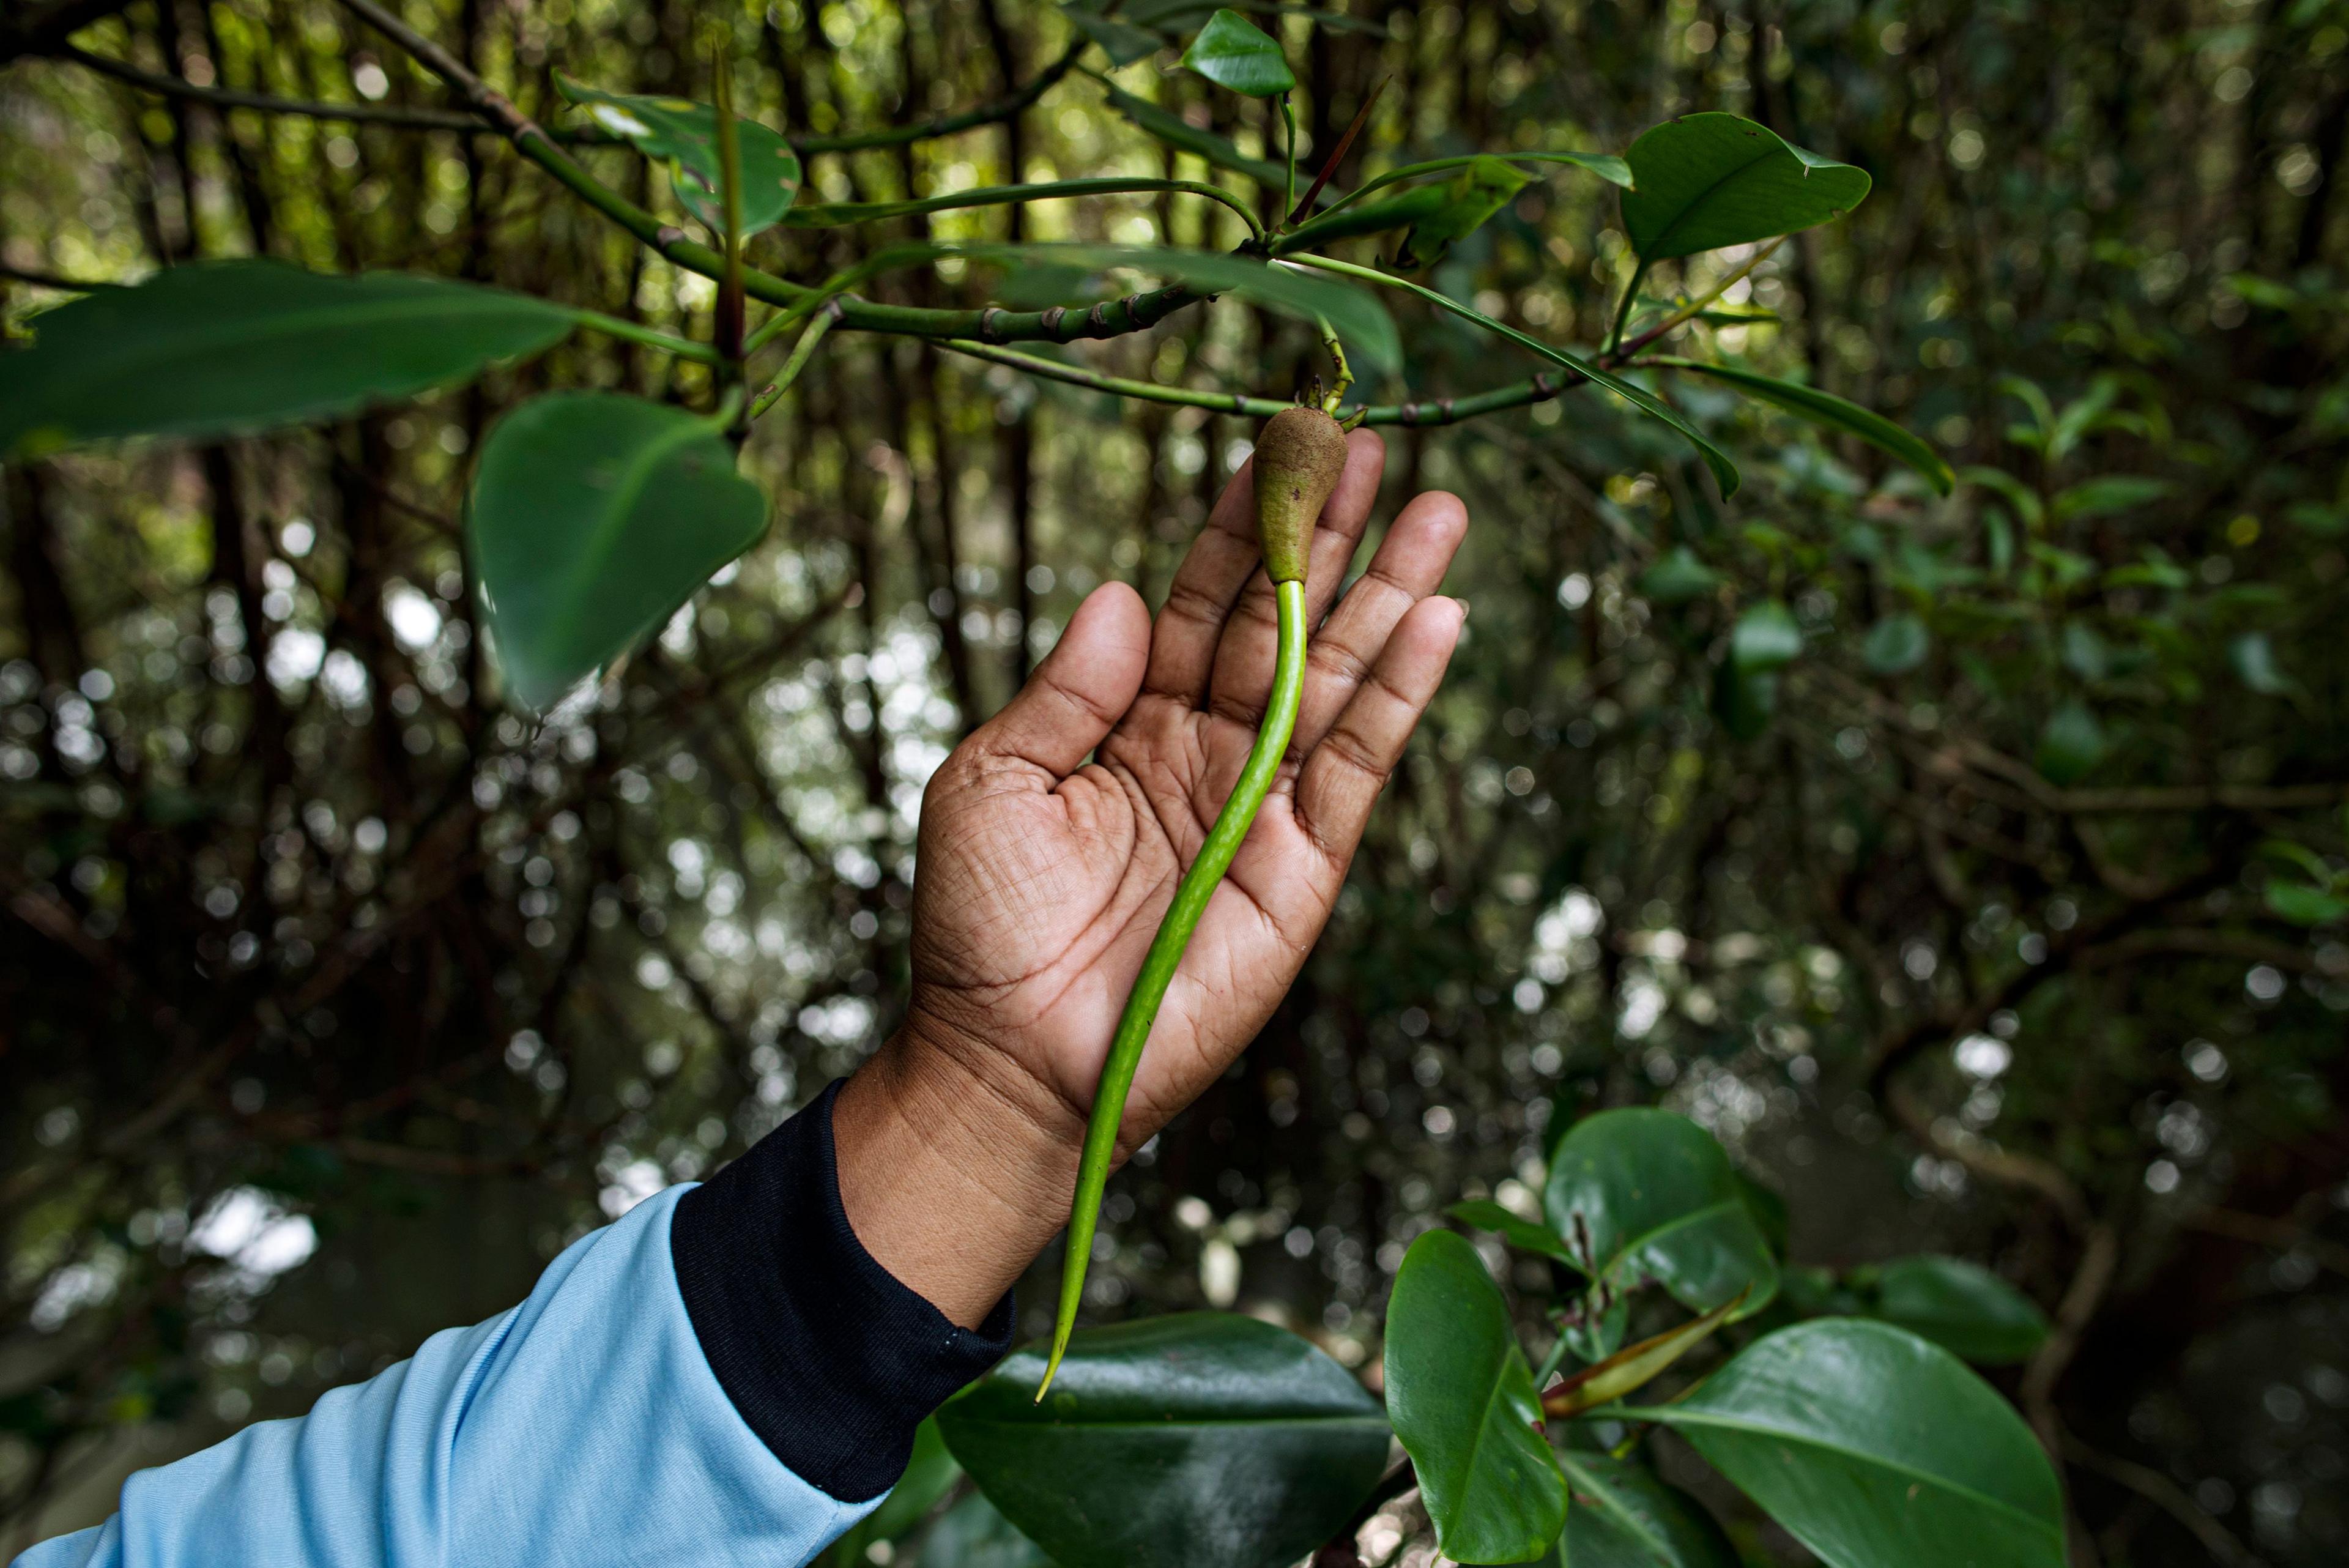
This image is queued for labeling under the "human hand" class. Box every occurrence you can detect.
[835,431,1466,1324]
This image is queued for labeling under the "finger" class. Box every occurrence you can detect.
[1290,489,1467,756]
[1294,595,1466,866]
[1138,463,1263,706]
[963,582,1149,777]
[1204,428,1387,727]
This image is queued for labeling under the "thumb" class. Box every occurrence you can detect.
[966,581,1149,776]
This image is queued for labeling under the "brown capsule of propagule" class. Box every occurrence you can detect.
[1252,406,1348,585]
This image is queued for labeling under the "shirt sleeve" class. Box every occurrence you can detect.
[10,1079,1014,1568]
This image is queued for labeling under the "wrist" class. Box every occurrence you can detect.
[833,1014,1082,1329]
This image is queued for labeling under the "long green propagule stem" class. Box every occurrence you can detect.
[1039,406,1349,1399]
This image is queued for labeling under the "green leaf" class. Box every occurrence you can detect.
[1863,614,1930,675]
[1638,548,1724,605]
[1858,1257,2050,1367]
[555,75,801,234]
[2035,699,2106,786]
[823,1418,961,1566]
[0,261,575,459]
[1651,360,1953,494]
[1449,1200,1582,1266]
[1096,79,1296,191]
[2266,881,2349,926]
[2049,475,2169,522]
[1392,157,1533,269]
[1737,1173,1791,1262]
[1178,8,1296,95]
[1731,601,1803,673]
[1386,1230,1569,1564]
[1960,466,2046,532]
[470,393,768,713]
[919,1493,1060,1568]
[1620,113,1871,262]
[2230,632,2296,696]
[1624,1320,2067,1568]
[1543,1109,1779,1317]
[936,1313,1389,1568]
[1556,1451,1738,1568]
[917,242,1399,373]
[1061,2,1165,65]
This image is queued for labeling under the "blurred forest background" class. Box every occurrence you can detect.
[3,0,2347,1563]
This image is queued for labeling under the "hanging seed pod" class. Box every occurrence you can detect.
[1252,405,1348,584]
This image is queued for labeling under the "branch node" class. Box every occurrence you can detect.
[1041,305,1068,336]
[656,225,689,248]
[1085,301,1111,334]
[979,307,1007,343]
[1532,373,1557,399]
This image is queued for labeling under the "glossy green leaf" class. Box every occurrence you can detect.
[1620,113,1871,262]
[1736,1174,1791,1261]
[1543,1109,1778,1317]
[1061,2,1164,64]
[555,75,801,234]
[470,393,768,712]
[1731,601,1803,673]
[1651,359,1953,494]
[920,1493,1059,1568]
[928,242,1398,373]
[823,1418,961,1566]
[2035,699,2106,786]
[1861,1256,2049,1366]
[1556,1451,1738,1568]
[1386,1230,1569,1564]
[1449,1200,1581,1266]
[1638,548,1724,605]
[1096,79,1296,191]
[936,1313,1388,1568]
[1863,614,1931,675]
[1624,1320,2067,1568]
[0,261,575,459]
[1179,8,1295,95]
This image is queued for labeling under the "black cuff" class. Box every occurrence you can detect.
[671,1077,1015,1502]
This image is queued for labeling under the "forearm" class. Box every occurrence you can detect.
[832,1016,1083,1328]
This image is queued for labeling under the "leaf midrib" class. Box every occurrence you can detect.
[549,411,731,633]
[1614,1406,2063,1540]
[1639,136,1789,259]
[1555,1452,1675,1562]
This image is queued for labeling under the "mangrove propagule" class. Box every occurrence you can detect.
[1038,405,1350,1399]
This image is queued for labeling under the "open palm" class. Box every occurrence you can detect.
[903,431,1466,1156]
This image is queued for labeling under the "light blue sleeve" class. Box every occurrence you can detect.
[10,1186,874,1568]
